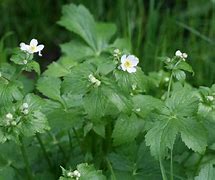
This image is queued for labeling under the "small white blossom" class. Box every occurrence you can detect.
[23,60,28,64]
[114,49,120,54]
[23,109,29,115]
[20,39,44,56]
[22,103,29,109]
[120,54,139,73]
[166,58,171,63]
[6,113,13,120]
[207,96,214,101]
[0,72,2,78]
[73,170,81,177]
[113,48,121,58]
[67,172,73,177]
[67,170,81,179]
[164,77,170,82]
[88,74,101,87]
[132,84,137,90]
[11,121,17,126]
[136,108,141,112]
[175,50,188,61]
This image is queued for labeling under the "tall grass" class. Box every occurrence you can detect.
[0,0,214,86]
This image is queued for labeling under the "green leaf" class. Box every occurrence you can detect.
[58,4,97,50]
[173,69,186,81]
[96,23,116,52]
[0,80,23,106]
[19,94,50,136]
[145,117,178,158]
[195,163,215,180]
[178,117,207,154]
[145,86,207,158]
[77,163,106,180]
[60,40,94,62]
[62,63,95,94]
[177,61,194,74]
[43,62,70,77]
[24,61,41,75]
[93,123,105,138]
[112,114,144,146]
[109,38,131,53]
[37,76,62,102]
[132,95,164,118]
[83,88,107,120]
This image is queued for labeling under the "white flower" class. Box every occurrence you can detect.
[0,72,2,78]
[6,113,13,119]
[22,103,29,109]
[73,170,81,177]
[23,109,29,115]
[11,121,17,126]
[114,49,120,54]
[20,39,44,56]
[120,54,139,73]
[175,50,188,60]
[132,84,137,90]
[67,172,73,177]
[113,49,121,57]
[88,74,101,87]
[207,96,214,101]
[136,108,141,112]
[67,170,81,179]
[164,77,170,82]
[23,60,28,64]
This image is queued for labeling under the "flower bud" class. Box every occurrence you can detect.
[6,113,13,120]
[22,103,29,109]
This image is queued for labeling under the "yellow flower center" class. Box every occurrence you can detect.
[124,60,132,68]
[30,46,36,52]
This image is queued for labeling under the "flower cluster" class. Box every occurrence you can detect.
[20,39,44,56]
[67,170,81,180]
[175,50,188,61]
[5,113,16,126]
[21,103,29,115]
[88,74,101,87]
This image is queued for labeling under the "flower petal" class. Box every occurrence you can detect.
[30,39,38,47]
[127,67,137,73]
[175,50,182,57]
[36,44,44,51]
[120,64,127,71]
[127,55,139,66]
[121,54,127,63]
[20,43,29,51]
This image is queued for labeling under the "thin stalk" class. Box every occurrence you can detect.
[36,133,52,170]
[167,73,173,98]
[159,156,168,180]
[106,158,116,180]
[72,128,83,152]
[68,130,73,151]
[170,148,174,180]
[19,137,33,180]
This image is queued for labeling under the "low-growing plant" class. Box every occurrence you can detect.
[0,3,215,180]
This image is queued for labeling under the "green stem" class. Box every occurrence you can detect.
[170,148,174,180]
[19,137,33,180]
[167,59,182,99]
[68,130,73,151]
[72,128,83,152]
[36,133,52,170]
[159,156,168,180]
[167,73,173,98]
[106,158,116,180]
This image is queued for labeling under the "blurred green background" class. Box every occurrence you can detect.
[0,0,214,86]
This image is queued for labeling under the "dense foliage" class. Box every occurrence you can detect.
[0,3,215,180]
